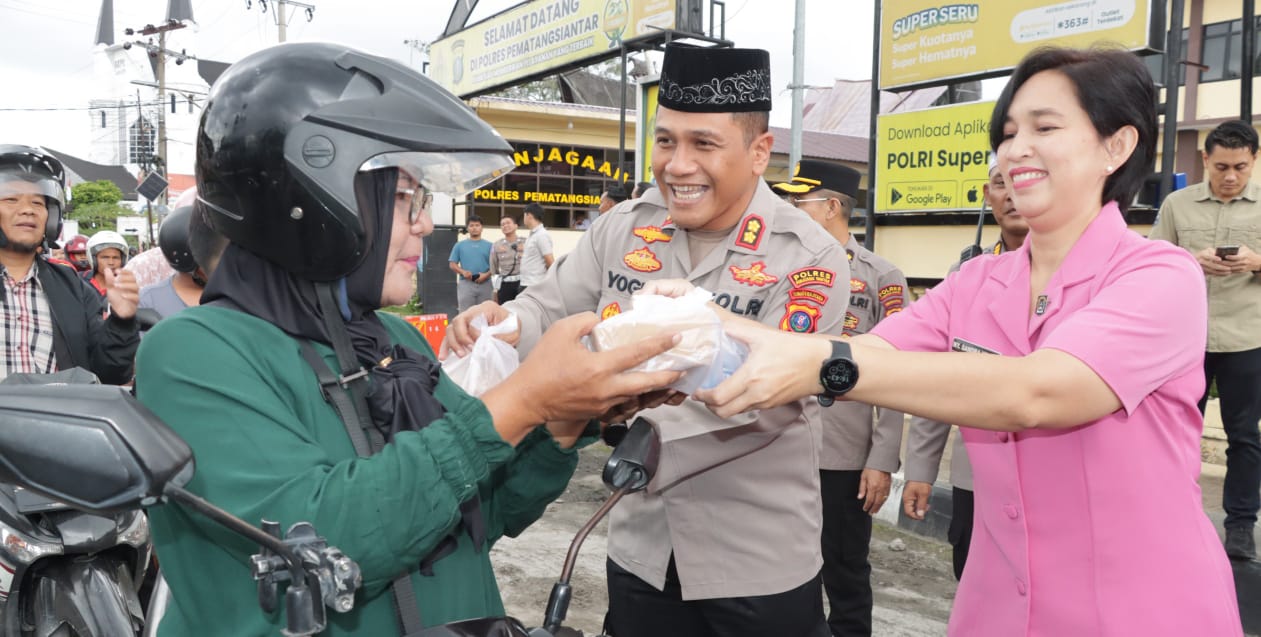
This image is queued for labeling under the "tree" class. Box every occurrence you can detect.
[68,180,131,232]
[71,180,124,207]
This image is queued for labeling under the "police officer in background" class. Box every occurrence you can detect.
[775,160,907,637]
[447,43,850,637]
[902,155,1028,580]
[489,214,525,304]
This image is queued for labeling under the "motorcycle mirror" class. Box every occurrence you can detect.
[0,385,194,513]
[602,417,660,493]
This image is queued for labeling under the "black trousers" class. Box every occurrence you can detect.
[819,469,872,637]
[947,487,974,581]
[605,557,829,637]
[1199,348,1261,530]
[497,280,522,304]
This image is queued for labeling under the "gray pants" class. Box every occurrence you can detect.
[456,277,493,312]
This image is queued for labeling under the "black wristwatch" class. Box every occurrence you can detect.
[818,340,859,407]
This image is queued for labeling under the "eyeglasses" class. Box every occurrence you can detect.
[396,186,434,225]
[785,196,831,208]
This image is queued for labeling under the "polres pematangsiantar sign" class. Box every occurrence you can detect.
[878,0,1161,90]
[429,0,679,98]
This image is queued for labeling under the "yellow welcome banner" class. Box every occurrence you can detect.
[430,0,678,98]
[877,100,995,213]
[880,0,1158,90]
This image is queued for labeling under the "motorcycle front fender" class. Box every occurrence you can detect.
[27,555,142,637]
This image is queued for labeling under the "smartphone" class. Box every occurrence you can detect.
[1217,245,1241,259]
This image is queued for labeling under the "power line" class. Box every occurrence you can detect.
[0,101,172,112]
[0,0,94,25]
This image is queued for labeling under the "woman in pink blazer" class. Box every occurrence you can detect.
[690,46,1243,636]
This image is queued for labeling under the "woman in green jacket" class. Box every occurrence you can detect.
[136,42,679,636]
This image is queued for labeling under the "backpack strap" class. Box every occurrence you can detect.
[301,282,426,636]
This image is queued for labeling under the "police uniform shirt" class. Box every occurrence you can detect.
[489,236,525,280]
[505,182,851,600]
[818,235,908,473]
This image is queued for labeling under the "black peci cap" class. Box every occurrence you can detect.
[658,43,772,113]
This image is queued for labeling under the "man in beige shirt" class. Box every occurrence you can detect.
[1150,119,1261,560]
[774,159,905,637]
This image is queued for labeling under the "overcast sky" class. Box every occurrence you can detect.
[0,0,877,159]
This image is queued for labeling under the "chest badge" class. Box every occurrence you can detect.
[734,214,766,251]
[844,311,860,331]
[789,267,836,289]
[878,284,905,314]
[729,261,779,287]
[779,301,822,333]
[789,288,829,305]
[850,278,867,293]
[633,225,672,244]
[601,302,622,320]
[623,247,663,273]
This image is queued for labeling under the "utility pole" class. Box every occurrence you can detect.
[789,0,806,171]
[246,0,316,43]
[123,20,186,207]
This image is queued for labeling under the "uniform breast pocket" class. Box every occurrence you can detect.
[1175,226,1216,252]
[1225,221,1261,251]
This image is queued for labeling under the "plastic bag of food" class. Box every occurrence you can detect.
[442,313,520,396]
[590,288,747,394]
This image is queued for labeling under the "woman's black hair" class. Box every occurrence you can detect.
[988,46,1157,213]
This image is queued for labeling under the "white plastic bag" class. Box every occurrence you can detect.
[441,313,520,397]
[590,288,747,394]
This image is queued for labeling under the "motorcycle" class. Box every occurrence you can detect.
[0,369,151,637]
[0,383,659,636]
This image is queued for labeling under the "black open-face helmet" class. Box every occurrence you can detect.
[158,205,197,273]
[0,145,66,246]
[195,42,514,281]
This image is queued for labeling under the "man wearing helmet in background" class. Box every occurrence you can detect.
[63,234,89,273]
[84,230,129,297]
[139,205,215,320]
[0,145,140,384]
[135,43,682,636]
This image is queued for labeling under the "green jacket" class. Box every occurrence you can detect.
[137,306,582,636]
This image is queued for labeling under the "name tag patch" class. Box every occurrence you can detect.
[951,338,999,355]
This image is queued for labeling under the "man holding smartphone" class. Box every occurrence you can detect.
[1151,119,1261,561]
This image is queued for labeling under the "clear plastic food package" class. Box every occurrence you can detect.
[590,288,748,394]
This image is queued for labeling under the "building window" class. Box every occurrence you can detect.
[129,116,156,166]
[1199,17,1261,83]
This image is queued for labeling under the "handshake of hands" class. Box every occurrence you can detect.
[440,280,832,446]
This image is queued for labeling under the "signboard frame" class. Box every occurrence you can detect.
[875,100,996,214]
[635,76,660,183]
[878,0,1165,92]
[429,0,683,98]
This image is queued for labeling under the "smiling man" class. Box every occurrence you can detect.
[1150,120,1261,561]
[0,145,139,383]
[447,43,850,637]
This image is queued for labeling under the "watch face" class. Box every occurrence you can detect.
[822,358,858,394]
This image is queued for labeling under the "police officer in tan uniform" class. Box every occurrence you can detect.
[903,156,1028,580]
[774,160,906,637]
[446,44,849,637]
